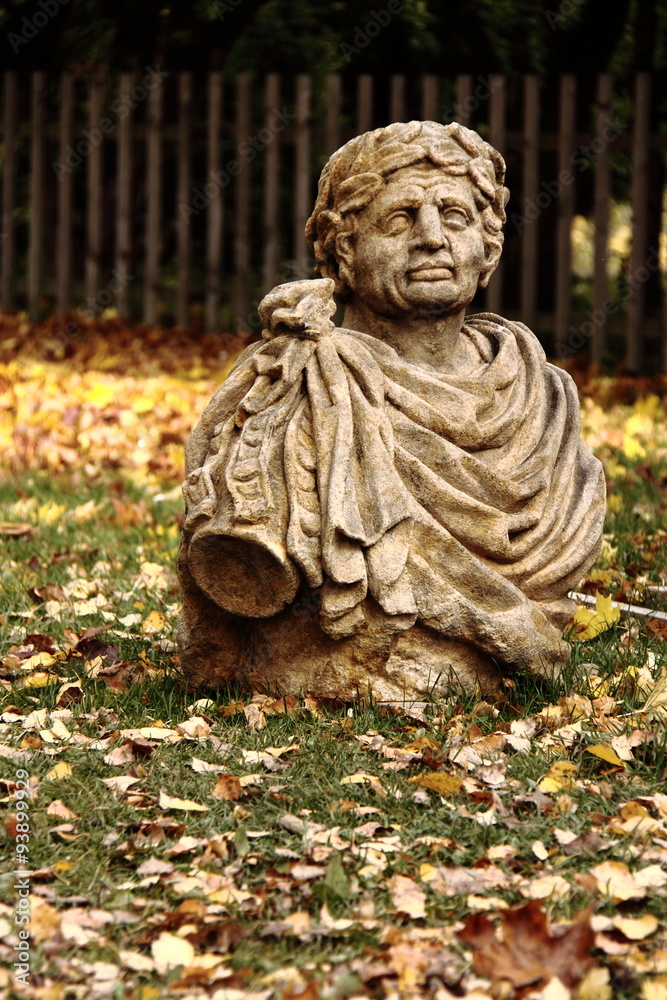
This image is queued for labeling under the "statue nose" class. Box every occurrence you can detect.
[411,204,447,250]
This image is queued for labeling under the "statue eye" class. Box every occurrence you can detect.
[442,208,469,229]
[380,210,412,235]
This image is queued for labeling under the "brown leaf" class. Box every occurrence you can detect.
[211,774,243,801]
[457,900,596,989]
[0,521,33,536]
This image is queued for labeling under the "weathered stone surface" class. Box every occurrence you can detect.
[178,121,606,699]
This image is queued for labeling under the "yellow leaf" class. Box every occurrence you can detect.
[587,860,667,901]
[70,500,100,522]
[588,568,613,586]
[607,494,623,513]
[158,790,209,812]
[54,860,75,874]
[578,966,612,1000]
[37,501,68,526]
[84,382,115,409]
[23,671,61,688]
[642,669,667,718]
[19,650,56,673]
[613,914,659,940]
[151,932,195,974]
[642,979,667,1000]
[132,396,156,414]
[142,610,170,634]
[526,874,571,899]
[340,772,386,797]
[572,592,620,641]
[537,760,578,792]
[408,773,463,797]
[622,434,646,461]
[586,744,625,768]
[45,762,73,781]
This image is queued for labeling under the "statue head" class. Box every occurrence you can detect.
[305,121,509,314]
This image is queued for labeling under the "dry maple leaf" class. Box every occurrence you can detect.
[211,774,243,801]
[457,899,595,989]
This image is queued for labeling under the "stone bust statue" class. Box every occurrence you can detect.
[178,121,606,700]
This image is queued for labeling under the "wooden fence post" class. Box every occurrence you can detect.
[325,75,342,157]
[176,72,192,327]
[56,73,74,314]
[144,78,163,325]
[294,74,311,279]
[115,73,133,316]
[554,74,576,354]
[627,73,651,372]
[592,73,613,366]
[1,72,17,311]
[234,72,251,330]
[263,73,280,295]
[486,74,506,315]
[520,75,540,334]
[28,72,46,319]
[205,71,222,332]
[421,75,437,120]
[357,75,372,134]
[85,74,104,309]
[454,75,473,127]
[390,74,406,123]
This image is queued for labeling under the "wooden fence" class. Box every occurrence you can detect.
[0,70,665,368]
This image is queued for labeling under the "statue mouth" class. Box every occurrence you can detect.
[407,264,454,281]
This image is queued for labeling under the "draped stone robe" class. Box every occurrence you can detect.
[178,305,606,699]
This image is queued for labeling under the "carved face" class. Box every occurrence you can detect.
[338,163,487,318]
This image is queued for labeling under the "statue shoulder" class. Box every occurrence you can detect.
[185,340,265,474]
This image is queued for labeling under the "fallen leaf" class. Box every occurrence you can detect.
[45,761,73,781]
[211,775,243,801]
[340,772,386,797]
[46,799,78,820]
[586,744,625,768]
[389,874,427,919]
[612,914,659,940]
[102,775,141,793]
[408,773,463,796]
[572,592,620,641]
[589,861,667,901]
[577,965,612,1000]
[458,900,595,989]
[142,610,171,634]
[151,932,195,973]
[23,671,61,689]
[642,979,667,1000]
[0,521,33,536]
[158,791,209,812]
[538,760,578,793]
[642,668,667,720]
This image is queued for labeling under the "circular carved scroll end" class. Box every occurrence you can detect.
[188,533,299,618]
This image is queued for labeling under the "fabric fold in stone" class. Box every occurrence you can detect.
[182,311,606,673]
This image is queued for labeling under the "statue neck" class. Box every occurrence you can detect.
[340,302,477,374]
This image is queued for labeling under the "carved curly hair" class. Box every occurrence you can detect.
[305,120,510,302]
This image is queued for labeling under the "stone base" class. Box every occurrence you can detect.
[178,561,505,700]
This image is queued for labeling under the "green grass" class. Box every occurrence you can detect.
[1,468,667,1000]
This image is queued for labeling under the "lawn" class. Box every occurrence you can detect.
[1,311,667,1000]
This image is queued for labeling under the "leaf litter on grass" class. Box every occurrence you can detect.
[1,315,667,998]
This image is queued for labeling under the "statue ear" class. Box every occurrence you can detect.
[477,243,501,289]
[335,232,356,292]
